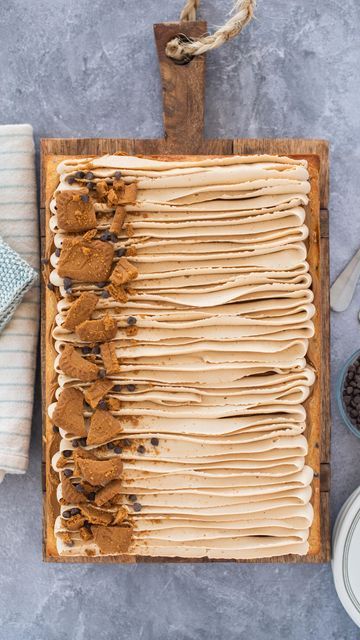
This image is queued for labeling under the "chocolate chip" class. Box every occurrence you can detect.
[63,449,72,458]
[113,384,122,392]
[87,492,96,501]
[123,438,131,447]
[75,483,84,493]
[86,181,94,190]
[83,520,92,529]
[100,231,111,242]
[137,445,145,454]
[75,171,85,179]
[84,403,92,411]
[52,425,59,433]
[114,446,122,454]
[67,176,75,185]
[63,277,72,291]
[72,439,79,448]
[41,257,49,265]
[133,502,142,512]
[116,247,125,258]
[78,438,87,447]
[62,510,72,519]
[127,384,136,392]
[47,282,55,291]
[80,194,89,203]
[63,468,72,477]
[99,368,106,379]
[150,437,159,446]
[55,247,61,257]
[110,233,118,243]
[96,281,108,288]
[107,441,115,449]
[70,508,81,516]
[85,172,94,180]
[128,494,137,502]
[127,316,137,326]
[82,346,92,355]
[114,171,122,180]
[101,290,110,299]
[92,345,100,355]
[99,399,108,410]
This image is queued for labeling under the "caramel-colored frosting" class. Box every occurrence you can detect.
[49,153,315,559]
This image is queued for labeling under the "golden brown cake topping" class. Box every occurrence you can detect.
[75,313,117,342]
[61,475,88,504]
[87,408,123,446]
[52,387,86,437]
[75,456,123,486]
[84,378,113,409]
[110,257,138,286]
[110,206,126,234]
[55,189,97,233]
[62,291,98,331]
[100,342,120,375]
[80,504,114,526]
[92,525,133,555]
[57,236,114,282]
[59,344,99,382]
[95,479,123,507]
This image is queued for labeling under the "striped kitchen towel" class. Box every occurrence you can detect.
[0,124,39,482]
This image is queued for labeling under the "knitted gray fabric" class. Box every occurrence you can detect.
[0,237,38,332]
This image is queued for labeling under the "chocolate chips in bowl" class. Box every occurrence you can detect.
[337,349,360,438]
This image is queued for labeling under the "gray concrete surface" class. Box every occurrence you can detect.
[0,0,360,638]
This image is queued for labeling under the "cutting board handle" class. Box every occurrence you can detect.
[153,21,207,153]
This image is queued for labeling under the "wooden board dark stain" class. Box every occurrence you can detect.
[40,20,330,563]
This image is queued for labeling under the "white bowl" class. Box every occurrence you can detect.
[332,487,360,628]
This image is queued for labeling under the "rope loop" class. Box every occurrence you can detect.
[166,0,256,62]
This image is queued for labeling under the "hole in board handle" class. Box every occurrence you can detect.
[167,33,195,66]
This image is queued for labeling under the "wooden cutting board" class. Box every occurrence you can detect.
[40,21,330,563]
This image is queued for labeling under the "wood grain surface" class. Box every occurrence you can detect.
[40,20,330,563]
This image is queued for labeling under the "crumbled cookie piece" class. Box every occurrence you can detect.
[106,284,128,303]
[61,475,88,504]
[80,504,114,526]
[62,291,98,331]
[55,189,97,233]
[57,531,74,547]
[79,526,93,541]
[96,179,109,201]
[57,236,114,282]
[87,408,123,446]
[61,514,86,531]
[52,387,86,437]
[100,342,120,375]
[115,183,137,205]
[76,313,118,342]
[59,344,99,382]
[95,480,123,507]
[108,397,122,411]
[110,258,138,286]
[113,506,129,525]
[110,206,126,234]
[84,379,113,409]
[92,525,133,555]
[74,456,123,486]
